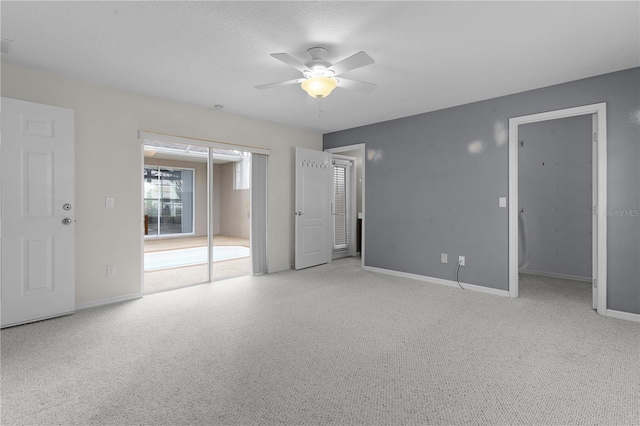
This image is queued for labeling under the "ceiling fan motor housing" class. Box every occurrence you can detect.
[304,47,334,77]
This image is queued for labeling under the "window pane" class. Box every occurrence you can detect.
[234,153,251,190]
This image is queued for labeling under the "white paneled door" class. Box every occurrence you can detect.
[1,97,75,327]
[295,147,331,270]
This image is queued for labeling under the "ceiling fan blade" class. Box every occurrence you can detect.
[336,78,377,94]
[255,78,305,90]
[271,53,308,73]
[327,51,374,76]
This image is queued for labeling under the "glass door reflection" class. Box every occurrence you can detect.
[144,167,194,238]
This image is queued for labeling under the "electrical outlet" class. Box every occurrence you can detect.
[105,197,114,209]
[458,256,465,266]
[441,253,448,263]
[106,265,115,277]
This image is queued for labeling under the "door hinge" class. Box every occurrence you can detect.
[593,132,598,143]
[519,139,524,147]
[593,279,597,289]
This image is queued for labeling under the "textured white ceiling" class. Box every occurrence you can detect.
[2,1,639,133]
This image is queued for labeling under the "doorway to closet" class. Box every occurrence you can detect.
[509,103,607,314]
[331,155,357,260]
[326,144,365,263]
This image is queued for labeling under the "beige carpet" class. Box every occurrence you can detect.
[2,259,638,425]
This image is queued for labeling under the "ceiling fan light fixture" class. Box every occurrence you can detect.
[301,77,337,99]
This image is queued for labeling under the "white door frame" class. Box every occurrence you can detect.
[325,143,366,268]
[508,103,607,315]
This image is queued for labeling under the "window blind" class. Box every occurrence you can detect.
[333,163,350,250]
[250,153,268,274]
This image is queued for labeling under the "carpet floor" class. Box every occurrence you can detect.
[1,258,638,425]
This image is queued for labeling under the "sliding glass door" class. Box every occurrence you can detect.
[142,139,257,293]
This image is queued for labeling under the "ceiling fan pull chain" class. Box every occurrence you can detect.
[318,98,323,117]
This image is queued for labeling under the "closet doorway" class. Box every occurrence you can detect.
[326,144,365,264]
[331,155,357,260]
[508,103,607,315]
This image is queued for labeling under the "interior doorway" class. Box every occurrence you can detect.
[508,103,607,315]
[293,145,363,270]
[331,155,357,260]
[326,144,365,265]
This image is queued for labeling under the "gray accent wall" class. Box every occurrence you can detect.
[518,116,593,279]
[324,67,640,315]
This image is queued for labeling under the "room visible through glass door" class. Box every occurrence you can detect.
[144,166,195,237]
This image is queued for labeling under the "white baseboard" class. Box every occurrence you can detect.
[75,293,142,311]
[268,264,293,274]
[362,266,638,321]
[520,269,591,283]
[606,309,640,323]
[363,266,510,298]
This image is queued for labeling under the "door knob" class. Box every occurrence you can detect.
[62,218,72,225]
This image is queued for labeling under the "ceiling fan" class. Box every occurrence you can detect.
[255,47,376,99]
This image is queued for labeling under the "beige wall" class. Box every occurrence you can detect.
[212,164,221,235]
[144,158,208,237]
[218,162,250,239]
[1,63,322,305]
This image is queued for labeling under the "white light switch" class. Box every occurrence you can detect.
[499,197,507,208]
[106,197,114,208]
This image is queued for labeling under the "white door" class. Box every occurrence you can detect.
[295,147,331,270]
[1,97,75,327]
